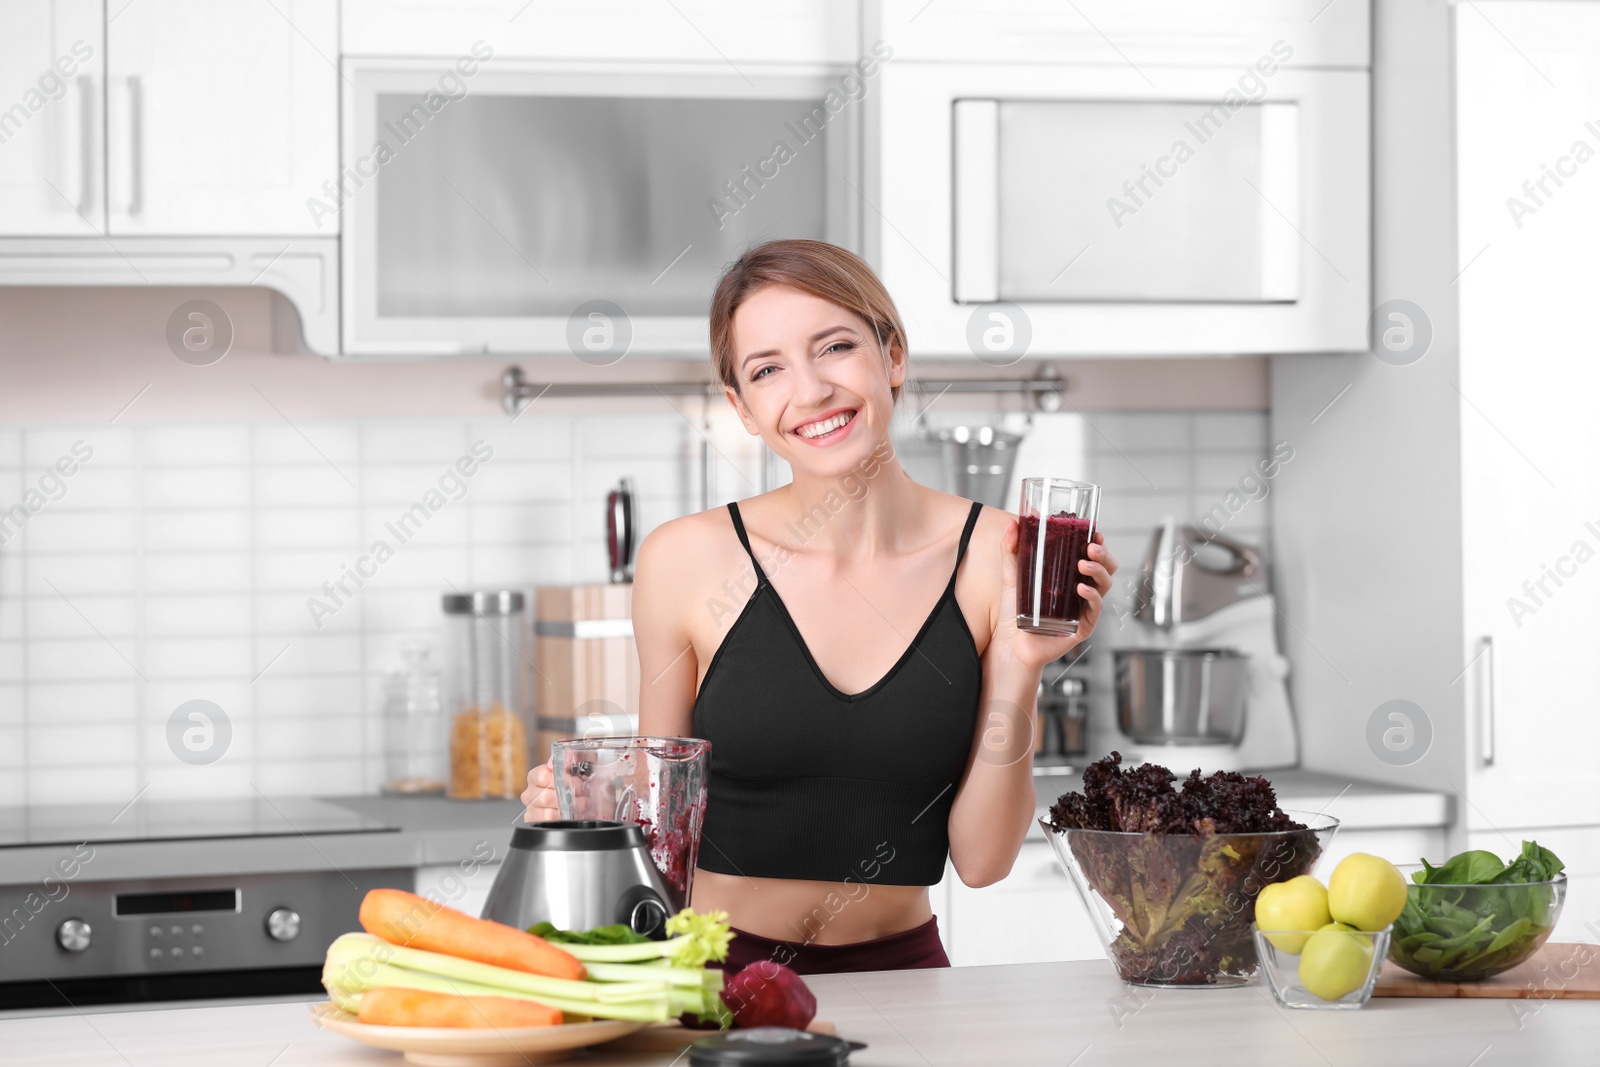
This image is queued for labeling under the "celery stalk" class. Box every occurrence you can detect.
[328,960,673,1022]
[324,933,606,1005]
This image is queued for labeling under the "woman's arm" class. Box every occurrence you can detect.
[946,516,1116,887]
[632,519,701,738]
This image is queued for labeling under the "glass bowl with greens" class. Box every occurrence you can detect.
[1043,752,1339,988]
[1388,842,1567,981]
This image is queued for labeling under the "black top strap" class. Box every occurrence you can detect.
[943,500,984,595]
[954,500,983,567]
[726,502,770,584]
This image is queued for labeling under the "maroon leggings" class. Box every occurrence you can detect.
[720,916,950,976]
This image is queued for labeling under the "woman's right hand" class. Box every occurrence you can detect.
[521,761,559,823]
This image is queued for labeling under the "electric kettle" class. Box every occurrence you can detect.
[479,820,673,938]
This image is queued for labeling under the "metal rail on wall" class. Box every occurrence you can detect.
[499,365,1069,416]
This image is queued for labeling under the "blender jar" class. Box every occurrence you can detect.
[443,590,531,799]
[551,736,710,910]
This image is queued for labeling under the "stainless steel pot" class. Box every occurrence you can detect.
[1114,648,1248,745]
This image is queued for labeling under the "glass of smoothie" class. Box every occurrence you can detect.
[1016,477,1100,635]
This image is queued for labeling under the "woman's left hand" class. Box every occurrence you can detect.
[995,516,1118,671]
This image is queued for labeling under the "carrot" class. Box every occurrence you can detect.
[359,889,586,981]
[356,986,561,1029]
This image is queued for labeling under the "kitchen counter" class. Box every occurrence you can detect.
[0,796,525,886]
[0,768,1449,886]
[1030,766,1450,836]
[3,959,1586,1066]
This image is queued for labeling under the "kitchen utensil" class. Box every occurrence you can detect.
[603,1019,840,1053]
[1114,648,1248,745]
[1015,477,1099,635]
[1253,924,1391,1010]
[1042,810,1338,987]
[479,819,675,939]
[442,591,530,799]
[929,424,1025,508]
[1374,941,1600,999]
[309,1000,645,1066]
[1118,522,1297,774]
[532,583,637,763]
[1132,520,1266,628]
[551,736,709,911]
[1033,668,1088,764]
[607,477,636,583]
[687,1028,865,1066]
[381,640,446,794]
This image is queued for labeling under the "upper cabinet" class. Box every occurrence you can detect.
[867,0,1372,357]
[0,0,104,236]
[106,0,338,235]
[340,0,861,64]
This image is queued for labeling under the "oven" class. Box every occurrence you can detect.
[0,799,410,1009]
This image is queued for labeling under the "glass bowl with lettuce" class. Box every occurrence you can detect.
[1388,841,1566,981]
[1043,753,1339,988]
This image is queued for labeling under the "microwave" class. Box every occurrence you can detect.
[868,3,1370,357]
[339,58,863,358]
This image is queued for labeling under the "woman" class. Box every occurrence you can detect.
[524,240,1116,974]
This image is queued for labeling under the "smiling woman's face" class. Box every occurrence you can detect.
[725,284,906,478]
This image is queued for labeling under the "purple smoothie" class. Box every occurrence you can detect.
[1016,512,1093,630]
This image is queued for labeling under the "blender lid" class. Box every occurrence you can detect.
[689,1028,860,1065]
[509,819,649,851]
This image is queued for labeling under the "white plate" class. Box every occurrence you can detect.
[309,1001,646,1066]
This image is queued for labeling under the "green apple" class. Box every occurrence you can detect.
[1327,853,1407,931]
[1298,924,1375,1001]
[1255,875,1332,954]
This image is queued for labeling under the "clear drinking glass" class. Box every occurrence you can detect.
[552,736,710,911]
[1016,478,1101,635]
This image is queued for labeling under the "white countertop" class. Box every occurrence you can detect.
[3,959,1585,1066]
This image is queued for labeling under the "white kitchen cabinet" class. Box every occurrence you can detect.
[936,825,1444,968]
[105,0,338,235]
[1455,2,1600,829]
[939,842,1104,967]
[341,0,861,65]
[0,0,103,236]
[416,860,502,921]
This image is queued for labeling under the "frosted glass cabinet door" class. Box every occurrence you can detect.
[958,100,1301,304]
[0,0,103,235]
[343,64,857,356]
[106,0,338,235]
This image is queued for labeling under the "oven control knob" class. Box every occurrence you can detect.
[56,919,91,953]
[265,908,301,942]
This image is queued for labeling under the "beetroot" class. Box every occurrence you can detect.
[722,962,817,1030]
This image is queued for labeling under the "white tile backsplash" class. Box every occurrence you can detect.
[0,409,1269,803]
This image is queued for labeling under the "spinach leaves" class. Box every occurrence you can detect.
[1391,840,1565,980]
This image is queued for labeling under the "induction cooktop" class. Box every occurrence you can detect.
[0,797,398,850]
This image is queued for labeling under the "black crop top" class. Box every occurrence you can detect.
[691,499,984,886]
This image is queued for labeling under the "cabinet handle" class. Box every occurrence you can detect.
[1476,636,1495,767]
[127,76,143,218]
[75,76,93,215]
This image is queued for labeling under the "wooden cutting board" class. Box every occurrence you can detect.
[1373,942,1600,999]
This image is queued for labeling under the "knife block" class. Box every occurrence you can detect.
[532,584,638,762]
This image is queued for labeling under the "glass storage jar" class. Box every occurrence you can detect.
[381,639,446,794]
[443,591,530,799]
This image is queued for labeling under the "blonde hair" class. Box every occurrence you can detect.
[709,240,906,403]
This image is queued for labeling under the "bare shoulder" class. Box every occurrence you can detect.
[636,507,739,580]
[965,499,1016,563]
